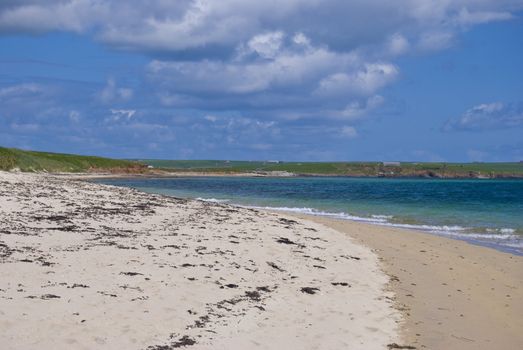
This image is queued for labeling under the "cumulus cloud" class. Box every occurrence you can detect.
[1,1,522,159]
[242,31,285,59]
[0,1,520,55]
[148,37,359,96]
[147,33,396,119]
[98,78,133,104]
[444,102,523,131]
[0,0,108,33]
[292,32,311,47]
[336,95,385,120]
[315,64,398,97]
[386,33,410,56]
[1,1,521,123]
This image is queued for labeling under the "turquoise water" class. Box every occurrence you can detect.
[96,177,523,255]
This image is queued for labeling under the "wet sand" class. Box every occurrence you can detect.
[292,214,523,349]
[3,171,521,349]
[0,172,399,349]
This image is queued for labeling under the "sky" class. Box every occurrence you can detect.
[0,1,522,162]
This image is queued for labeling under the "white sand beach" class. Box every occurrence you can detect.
[0,172,401,349]
[297,214,523,350]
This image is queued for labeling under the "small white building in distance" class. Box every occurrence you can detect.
[382,161,401,167]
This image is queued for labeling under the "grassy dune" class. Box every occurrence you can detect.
[139,159,523,178]
[0,147,145,173]
[2,147,521,177]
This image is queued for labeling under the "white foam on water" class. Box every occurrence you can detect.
[243,204,521,252]
[196,197,230,203]
[372,214,394,219]
[500,228,516,234]
[244,205,390,223]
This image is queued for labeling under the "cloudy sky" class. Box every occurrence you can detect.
[1,0,522,161]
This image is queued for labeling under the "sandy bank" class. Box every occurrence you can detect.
[0,172,400,349]
[291,214,523,349]
[51,171,269,180]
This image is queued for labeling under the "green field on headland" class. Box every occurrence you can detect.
[139,159,523,178]
[2,147,522,178]
[0,147,144,173]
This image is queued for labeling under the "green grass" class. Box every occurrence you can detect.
[0,147,144,173]
[138,159,523,177]
[3,148,522,177]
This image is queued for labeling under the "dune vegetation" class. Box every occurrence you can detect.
[0,147,145,173]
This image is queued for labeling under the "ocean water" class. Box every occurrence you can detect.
[95,177,523,255]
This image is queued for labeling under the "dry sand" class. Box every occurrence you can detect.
[294,214,523,349]
[0,172,400,350]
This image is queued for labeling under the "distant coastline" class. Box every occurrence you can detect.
[135,158,523,179]
[2,146,523,179]
[74,169,523,180]
[145,170,523,179]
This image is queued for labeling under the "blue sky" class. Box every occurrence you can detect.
[0,1,522,161]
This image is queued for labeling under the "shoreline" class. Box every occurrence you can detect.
[87,175,523,257]
[48,171,523,180]
[238,206,522,257]
[290,214,523,349]
[2,171,522,349]
[0,172,401,349]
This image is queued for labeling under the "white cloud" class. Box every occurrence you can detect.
[255,120,275,129]
[245,31,284,59]
[148,33,396,120]
[204,115,218,122]
[418,31,454,51]
[0,83,57,114]
[149,39,360,95]
[336,95,385,120]
[0,83,43,99]
[1,0,522,142]
[107,109,136,122]
[387,33,409,56]
[194,114,281,147]
[454,8,514,26]
[292,32,311,47]
[0,1,520,55]
[444,102,523,131]
[315,64,398,97]
[340,126,358,138]
[69,110,81,123]
[98,78,133,104]
[0,0,111,33]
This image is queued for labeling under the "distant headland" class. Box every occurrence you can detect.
[2,146,522,179]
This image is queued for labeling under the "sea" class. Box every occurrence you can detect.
[95,176,523,255]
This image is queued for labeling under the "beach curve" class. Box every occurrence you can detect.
[0,172,401,349]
